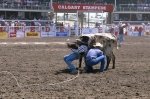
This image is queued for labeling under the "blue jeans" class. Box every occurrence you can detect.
[86,55,107,72]
[117,34,124,47]
[118,34,124,43]
[139,32,142,36]
[64,52,79,72]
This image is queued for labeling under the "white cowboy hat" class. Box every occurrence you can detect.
[121,23,126,27]
[93,42,103,48]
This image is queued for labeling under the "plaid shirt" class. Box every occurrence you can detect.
[72,45,88,54]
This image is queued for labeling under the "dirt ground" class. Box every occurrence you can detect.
[0,36,149,99]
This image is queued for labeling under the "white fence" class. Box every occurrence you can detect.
[0,25,71,39]
[0,24,150,39]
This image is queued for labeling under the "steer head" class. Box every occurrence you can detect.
[79,34,95,47]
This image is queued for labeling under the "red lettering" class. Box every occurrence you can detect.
[30,27,35,32]
[0,27,3,32]
[46,27,50,32]
[53,3,113,12]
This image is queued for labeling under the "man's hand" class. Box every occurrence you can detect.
[67,42,78,49]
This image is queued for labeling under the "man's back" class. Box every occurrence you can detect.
[86,48,103,60]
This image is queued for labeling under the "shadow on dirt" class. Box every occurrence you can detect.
[54,69,70,75]
[54,68,109,75]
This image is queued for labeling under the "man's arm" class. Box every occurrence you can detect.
[78,45,88,69]
[67,42,78,49]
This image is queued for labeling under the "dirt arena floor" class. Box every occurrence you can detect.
[0,36,150,99]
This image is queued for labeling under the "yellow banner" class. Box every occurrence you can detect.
[145,32,150,35]
[26,32,39,38]
[0,32,8,39]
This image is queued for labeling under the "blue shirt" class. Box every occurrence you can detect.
[86,48,103,61]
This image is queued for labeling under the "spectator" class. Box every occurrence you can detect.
[117,22,127,48]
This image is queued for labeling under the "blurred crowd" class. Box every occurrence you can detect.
[117,14,150,21]
[0,0,51,10]
[118,0,150,11]
[0,0,50,6]
[0,14,49,20]
[118,0,150,4]
[115,0,150,22]
[53,0,114,4]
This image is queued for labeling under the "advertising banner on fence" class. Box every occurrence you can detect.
[41,32,56,37]
[82,28,98,34]
[16,31,25,38]
[25,26,40,38]
[41,26,56,37]
[9,27,17,38]
[0,32,8,39]
[56,32,69,37]
[9,26,25,38]
[9,32,16,38]
[26,32,39,38]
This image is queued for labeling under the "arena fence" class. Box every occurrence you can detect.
[0,23,149,39]
[0,24,113,39]
[0,25,71,39]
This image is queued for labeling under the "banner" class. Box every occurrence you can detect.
[53,3,113,12]
[41,32,55,37]
[145,32,150,35]
[9,32,16,37]
[56,32,69,37]
[0,32,8,39]
[82,27,99,34]
[41,26,56,37]
[9,26,25,38]
[25,26,40,38]
[9,27,17,38]
[16,31,25,38]
[26,32,39,38]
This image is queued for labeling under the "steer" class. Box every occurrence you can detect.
[80,33,117,70]
[94,33,117,70]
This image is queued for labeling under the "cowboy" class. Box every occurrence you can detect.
[117,22,127,48]
[84,42,107,73]
[64,36,89,74]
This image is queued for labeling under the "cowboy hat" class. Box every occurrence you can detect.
[76,39,88,45]
[76,36,89,44]
[93,42,103,48]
